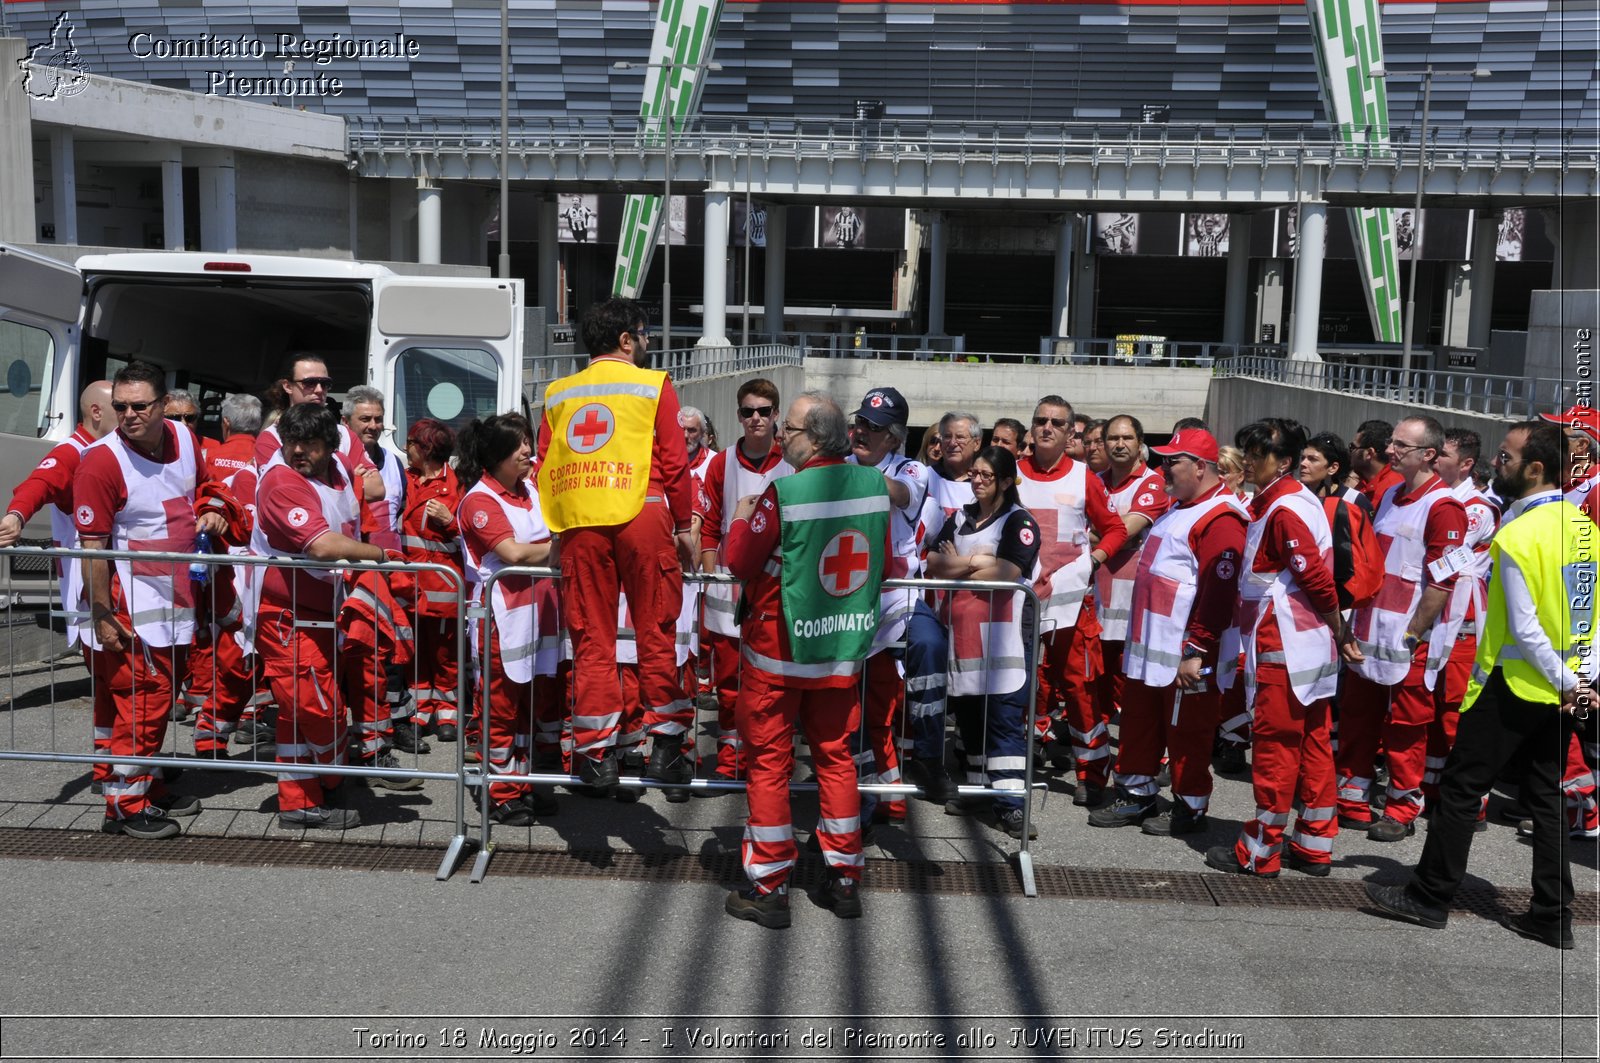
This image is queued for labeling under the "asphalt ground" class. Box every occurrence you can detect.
[0,651,1596,1061]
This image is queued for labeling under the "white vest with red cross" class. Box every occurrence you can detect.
[50,428,95,647]
[458,479,545,684]
[1016,459,1093,630]
[1095,464,1161,642]
[245,452,361,643]
[1218,485,1338,707]
[943,503,1033,697]
[1446,477,1498,640]
[1124,491,1247,689]
[84,427,200,650]
[704,445,793,638]
[1350,481,1466,690]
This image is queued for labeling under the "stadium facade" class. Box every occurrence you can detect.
[5,0,1596,352]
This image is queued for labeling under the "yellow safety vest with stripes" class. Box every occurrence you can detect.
[1463,497,1595,710]
[538,358,664,533]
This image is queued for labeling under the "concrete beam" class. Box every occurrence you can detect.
[1,40,39,244]
[31,72,345,161]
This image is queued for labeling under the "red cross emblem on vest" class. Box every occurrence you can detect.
[566,403,615,455]
[818,529,872,598]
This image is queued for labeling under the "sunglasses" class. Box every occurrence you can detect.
[111,400,157,414]
[293,377,335,391]
[169,413,200,424]
[852,419,888,435]
[739,404,774,420]
[1033,416,1069,429]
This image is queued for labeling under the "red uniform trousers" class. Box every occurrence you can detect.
[340,641,391,762]
[1037,622,1109,787]
[1563,733,1599,836]
[258,608,347,813]
[854,650,906,819]
[1116,680,1223,809]
[191,629,255,755]
[481,628,532,807]
[1336,648,1432,826]
[536,665,569,767]
[561,504,689,763]
[706,632,746,775]
[97,639,185,819]
[1424,635,1476,808]
[87,645,115,787]
[738,666,863,895]
[1235,678,1337,873]
[1217,652,1251,749]
[411,616,461,729]
[1095,639,1128,724]
[617,663,647,755]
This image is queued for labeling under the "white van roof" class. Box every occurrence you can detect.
[73,251,395,280]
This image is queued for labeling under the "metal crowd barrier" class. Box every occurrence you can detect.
[0,545,477,881]
[1,546,1046,894]
[472,567,1046,894]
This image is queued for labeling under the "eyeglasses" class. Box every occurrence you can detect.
[111,400,157,414]
[779,421,806,436]
[169,413,199,424]
[739,404,774,420]
[1495,449,1516,464]
[293,377,334,391]
[628,328,649,342]
[852,419,888,435]
[1389,441,1431,456]
[968,469,996,482]
[1033,416,1069,429]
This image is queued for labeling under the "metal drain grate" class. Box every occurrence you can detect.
[1,827,1593,924]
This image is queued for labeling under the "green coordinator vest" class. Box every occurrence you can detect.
[1463,498,1595,710]
[775,463,891,666]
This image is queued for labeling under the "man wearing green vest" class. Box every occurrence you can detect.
[1367,421,1596,950]
[720,390,893,929]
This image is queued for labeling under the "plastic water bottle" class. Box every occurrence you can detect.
[190,531,213,586]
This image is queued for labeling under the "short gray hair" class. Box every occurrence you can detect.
[887,422,909,449]
[679,405,706,428]
[798,389,850,458]
[938,411,981,440]
[346,385,385,411]
[220,393,263,434]
[164,390,198,411]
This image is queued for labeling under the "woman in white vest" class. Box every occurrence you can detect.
[925,446,1043,841]
[456,414,560,827]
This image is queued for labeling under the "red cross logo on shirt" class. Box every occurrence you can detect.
[566,403,615,455]
[818,529,872,597]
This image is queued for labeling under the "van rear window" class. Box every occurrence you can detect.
[392,346,500,439]
[0,321,56,438]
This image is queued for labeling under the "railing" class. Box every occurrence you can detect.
[1037,338,1284,366]
[1217,354,1572,420]
[524,344,804,407]
[348,114,1599,176]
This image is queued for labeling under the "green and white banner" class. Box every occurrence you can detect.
[1305,0,1403,344]
[612,0,725,299]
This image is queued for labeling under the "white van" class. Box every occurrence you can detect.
[0,243,525,599]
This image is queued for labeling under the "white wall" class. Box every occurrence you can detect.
[802,357,1215,431]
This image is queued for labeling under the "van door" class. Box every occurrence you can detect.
[0,244,83,448]
[370,276,525,451]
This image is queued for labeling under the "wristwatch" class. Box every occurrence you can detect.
[1181,646,1205,662]
[1402,631,1422,651]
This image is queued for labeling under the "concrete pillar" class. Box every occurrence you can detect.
[1254,260,1286,345]
[197,154,237,252]
[763,205,787,338]
[1467,209,1498,350]
[927,212,948,336]
[48,130,78,246]
[1441,261,1473,348]
[417,179,442,264]
[161,158,184,252]
[698,190,730,347]
[1222,214,1252,346]
[1288,202,1327,360]
[1071,247,1096,337]
[0,40,37,245]
[1049,214,1077,344]
[536,195,560,322]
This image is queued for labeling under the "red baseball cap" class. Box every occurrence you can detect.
[1540,404,1600,441]
[1151,427,1220,464]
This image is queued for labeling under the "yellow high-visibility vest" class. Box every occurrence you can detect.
[1463,497,1595,709]
[537,358,664,533]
